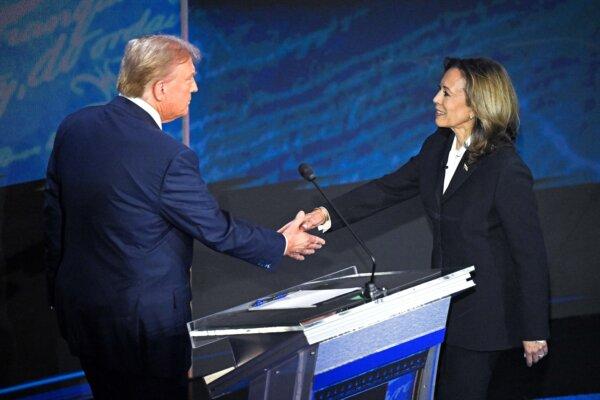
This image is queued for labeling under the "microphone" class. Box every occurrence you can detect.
[298,163,385,301]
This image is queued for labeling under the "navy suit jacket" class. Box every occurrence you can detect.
[44,96,285,377]
[328,128,550,351]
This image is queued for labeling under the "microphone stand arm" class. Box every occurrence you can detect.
[310,180,385,301]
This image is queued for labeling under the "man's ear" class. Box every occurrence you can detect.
[152,80,166,101]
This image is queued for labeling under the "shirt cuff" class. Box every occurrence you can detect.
[282,234,288,255]
[316,206,332,232]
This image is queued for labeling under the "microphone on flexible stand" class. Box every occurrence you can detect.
[298,163,385,301]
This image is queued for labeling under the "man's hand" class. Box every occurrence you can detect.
[523,340,548,367]
[278,211,325,260]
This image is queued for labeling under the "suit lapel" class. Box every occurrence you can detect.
[442,151,479,202]
[434,134,454,207]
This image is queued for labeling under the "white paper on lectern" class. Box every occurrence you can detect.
[249,288,361,310]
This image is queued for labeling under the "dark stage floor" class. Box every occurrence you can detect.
[3,314,599,399]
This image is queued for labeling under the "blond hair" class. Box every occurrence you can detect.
[444,57,520,164]
[117,35,201,97]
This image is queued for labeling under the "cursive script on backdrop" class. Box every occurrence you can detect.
[1,0,177,118]
[0,0,178,185]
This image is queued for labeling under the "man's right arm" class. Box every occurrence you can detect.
[159,148,323,268]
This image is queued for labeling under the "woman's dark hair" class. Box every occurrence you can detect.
[444,57,519,164]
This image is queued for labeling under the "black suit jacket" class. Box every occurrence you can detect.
[329,128,549,351]
[44,97,285,377]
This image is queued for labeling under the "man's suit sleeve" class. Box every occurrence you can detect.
[43,135,63,308]
[494,156,550,340]
[159,148,285,269]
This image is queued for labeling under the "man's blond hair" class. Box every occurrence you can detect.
[117,35,201,97]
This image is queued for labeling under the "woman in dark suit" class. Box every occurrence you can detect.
[300,57,550,399]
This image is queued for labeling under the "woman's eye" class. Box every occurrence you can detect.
[436,87,449,96]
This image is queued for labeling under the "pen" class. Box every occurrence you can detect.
[251,292,288,308]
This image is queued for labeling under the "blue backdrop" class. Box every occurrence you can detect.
[2,0,598,189]
[189,0,599,189]
[0,0,180,187]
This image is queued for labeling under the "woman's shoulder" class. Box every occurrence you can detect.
[421,128,452,150]
[486,143,534,179]
[428,127,452,142]
[489,142,524,164]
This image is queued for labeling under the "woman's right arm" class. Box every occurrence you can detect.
[302,151,423,232]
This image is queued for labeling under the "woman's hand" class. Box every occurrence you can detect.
[301,208,328,231]
[522,340,548,367]
[278,211,325,260]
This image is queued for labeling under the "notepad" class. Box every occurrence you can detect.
[249,288,361,310]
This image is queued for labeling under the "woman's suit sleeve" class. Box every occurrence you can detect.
[329,145,424,230]
[494,156,550,340]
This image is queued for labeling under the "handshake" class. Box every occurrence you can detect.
[278,208,329,261]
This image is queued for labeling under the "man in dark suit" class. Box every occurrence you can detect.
[299,58,550,399]
[44,35,324,399]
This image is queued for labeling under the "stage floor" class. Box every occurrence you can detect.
[3,314,599,399]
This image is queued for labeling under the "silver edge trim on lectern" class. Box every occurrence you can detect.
[302,266,475,345]
[188,267,475,342]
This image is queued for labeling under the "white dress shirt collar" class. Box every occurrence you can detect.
[443,134,472,194]
[121,95,162,130]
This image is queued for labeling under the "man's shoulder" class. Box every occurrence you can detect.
[54,104,109,147]
[59,97,151,128]
[59,103,105,128]
[56,100,186,155]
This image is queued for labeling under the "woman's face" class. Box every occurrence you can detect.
[433,67,475,134]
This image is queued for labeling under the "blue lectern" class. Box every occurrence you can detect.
[188,266,474,399]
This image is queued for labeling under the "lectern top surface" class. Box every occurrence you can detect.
[188,269,440,337]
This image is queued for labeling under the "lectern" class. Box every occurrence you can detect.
[188,266,474,399]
